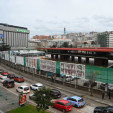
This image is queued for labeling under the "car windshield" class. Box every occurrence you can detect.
[78,98,84,102]
[66,102,71,106]
[52,89,59,93]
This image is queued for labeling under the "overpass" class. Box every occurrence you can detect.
[37,47,113,67]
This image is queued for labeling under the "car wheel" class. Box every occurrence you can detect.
[75,104,78,108]
[16,89,18,92]
[62,109,66,113]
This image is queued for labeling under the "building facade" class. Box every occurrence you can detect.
[0,23,30,49]
[97,32,113,47]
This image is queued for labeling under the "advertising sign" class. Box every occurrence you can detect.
[26,58,37,69]
[40,59,56,73]
[16,56,24,65]
[60,62,85,78]
[0,34,3,43]
[19,93,26,106]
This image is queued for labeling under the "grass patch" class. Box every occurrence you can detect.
[7,104,50,113]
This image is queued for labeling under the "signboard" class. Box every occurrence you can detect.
[16,56,24,65]
[26,58,37,69]
[60,62,85,78]
[0,34,3,43]
[10,55,15,63]
[40,59,56,73]
[16,29,27,33]
[19,93,26,106]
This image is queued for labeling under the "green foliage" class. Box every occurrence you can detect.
[0,44,10,51]
[34,87,52,113]
[62,42,69,48]
[7,104,50,113]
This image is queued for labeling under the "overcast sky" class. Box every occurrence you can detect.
[0,0,113,38]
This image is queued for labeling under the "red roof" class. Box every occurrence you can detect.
[54,100,69,104]
[33,35,50,40]
[37,47,113,52]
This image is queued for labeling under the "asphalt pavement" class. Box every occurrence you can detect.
[0,85,19,113]
[0,63,113,113]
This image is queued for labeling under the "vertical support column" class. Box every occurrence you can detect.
[78,56,81,63]
[51,54,54,59]
[71,56,75,62]
[55,54,58,59]
[86,57,89,64]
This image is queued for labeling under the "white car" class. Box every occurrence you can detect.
[16,85,30,94]
[0,76,8,83]
[30,83,43,91]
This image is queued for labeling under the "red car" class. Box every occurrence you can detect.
[1,71,9,76]
[14,76,24,82]
[52,100,73,112]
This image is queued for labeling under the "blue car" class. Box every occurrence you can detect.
[63,96,85,108]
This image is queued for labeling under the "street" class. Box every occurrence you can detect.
[0,64,108,113]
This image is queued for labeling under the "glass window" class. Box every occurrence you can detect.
[66,102,71,106]
[78,98,84,102]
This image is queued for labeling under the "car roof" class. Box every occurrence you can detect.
[35,83,43,86]
[19,85,28,88]
[57,100,69,104]
[51,89,59,92]
[71,96,82,100]
[1,76,7,78]
[17,76,23,78]
[5,79,14,82]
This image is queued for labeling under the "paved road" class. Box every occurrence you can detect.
[0,64,109,113]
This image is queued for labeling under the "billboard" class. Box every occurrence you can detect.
[19,94,27,106]
[0,34,3,43]
[40,59,56,73]
[60,62,85,78]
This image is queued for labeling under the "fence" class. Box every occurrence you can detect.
[0,51,113,84]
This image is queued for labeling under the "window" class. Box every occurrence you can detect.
[66,102,71,106]
[78,98,84,102]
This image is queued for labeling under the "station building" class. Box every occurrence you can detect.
[0,23,30,49]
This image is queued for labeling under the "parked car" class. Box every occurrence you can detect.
[98,83,106,90]
[63,96,85,108]
[0,69,4,73]
[16,85,30,94]
[29,93,36,100]
[30,83,43,91]
[52,100,73,112]
[50,89,61,99]
[7,73,16,79]
[2,79,15,88]
[14,76,24,82]
[1,71,9,76]
[94,106,113,113]
[65,75,75,82]
[99,83,113,92]
[83,81,97,87]
[0,76,9,83]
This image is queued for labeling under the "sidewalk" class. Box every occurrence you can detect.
[1,63,113,107]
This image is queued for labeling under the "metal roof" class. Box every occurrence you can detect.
[37,47,113,52]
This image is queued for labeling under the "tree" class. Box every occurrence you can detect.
[34,86,52,113]
[88,71,100,96]
[62,42,69,48]
[0,43,10,51]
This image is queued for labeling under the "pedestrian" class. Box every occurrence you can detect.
[102,91,105,100]
[108,91,111,99]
